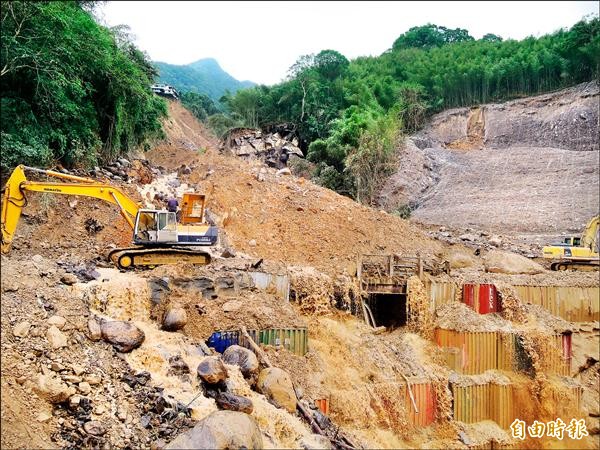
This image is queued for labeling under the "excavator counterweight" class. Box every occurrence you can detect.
[1,165,217,269]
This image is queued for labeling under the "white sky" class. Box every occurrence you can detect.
[98,1,599,85]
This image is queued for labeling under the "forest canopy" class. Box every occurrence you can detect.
[213,16,599,202]
[1,1,167,174]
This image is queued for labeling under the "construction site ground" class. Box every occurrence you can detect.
[1,99,598,450]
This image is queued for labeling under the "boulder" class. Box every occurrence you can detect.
[87,318,102,341]
[100,321,145,352]
[197,356,228,384]
[162,306,187,331]
[276,168,292,176]
[489,236,503,247]
[222,345,259,376]
[256,367,297,413]
[221,248,236,258]
[61,273,79,285]
[34,373,76,404]
[299,434,333,450]
[47,315,67,330]
[445,249,478,269]
[165,410,263,449]
[83,420,106,436]
[215,392,254,414]
[484,250,544,275]
[13,321,31,338]
[47,325,68,349]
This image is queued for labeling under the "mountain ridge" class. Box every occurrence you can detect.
[154,57,255,100]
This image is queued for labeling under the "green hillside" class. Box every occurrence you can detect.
[154,58,255,101]
[221,19,600,202]
[1,1,167,173]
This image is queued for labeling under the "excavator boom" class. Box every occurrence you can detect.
[1,165,215,269]
[1,165,139,253]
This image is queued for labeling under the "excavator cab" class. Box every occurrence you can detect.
[133,210,178,244]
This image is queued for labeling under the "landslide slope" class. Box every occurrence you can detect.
[146,101,445,275]
[378,82,599,235]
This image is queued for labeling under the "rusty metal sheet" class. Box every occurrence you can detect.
[427,281,459,309]
[314,398,330,415]
[513,285,599,322]
[435,329,500,374]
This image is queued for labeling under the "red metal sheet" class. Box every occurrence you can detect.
[463,284,475,309]
[478,284,500,314]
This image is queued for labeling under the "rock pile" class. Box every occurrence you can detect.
[221,126,304,169]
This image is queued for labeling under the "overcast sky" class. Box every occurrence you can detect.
[98,1,598,85]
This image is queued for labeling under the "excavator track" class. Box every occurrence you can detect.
[108,247,211,270]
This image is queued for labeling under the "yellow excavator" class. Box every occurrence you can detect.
[1,165,218,269]
[542,215,599,271]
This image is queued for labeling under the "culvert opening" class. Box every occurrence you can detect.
[366,293,408,328]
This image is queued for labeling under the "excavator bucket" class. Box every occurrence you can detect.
[180,193,206,224]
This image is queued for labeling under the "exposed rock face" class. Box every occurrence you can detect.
[484,250,545,274]
[256,367,297,413]
[196,356,228,384]
[165,410,263,449]
[100,321,145,352]
[215,392,254,414]
[222,345,259,376]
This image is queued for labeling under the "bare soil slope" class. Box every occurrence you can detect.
[145,101,444,276]
[379,82,599,234]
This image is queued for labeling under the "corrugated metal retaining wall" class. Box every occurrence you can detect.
[451,382,514,428]
[426,281,598,322]
[435,329,570,375]
[371,380,437,428]
[400,380,437,427]
[513,285,599,322]
[248,271,290,302]
[425,280,458,310]
[208,327,308,356]
[452,382,582,430]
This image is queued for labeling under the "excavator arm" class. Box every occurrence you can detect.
[580,215,599,253]
[1,165,142,254]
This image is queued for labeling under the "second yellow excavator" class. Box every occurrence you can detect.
[1,165,218,269]
[542,215,599,271]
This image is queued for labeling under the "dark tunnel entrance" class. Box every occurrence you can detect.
[365,293,408,329]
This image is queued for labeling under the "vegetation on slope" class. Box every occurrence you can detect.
[215,18,600,203]
[1,1,167,174]
[155,58,255,102]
